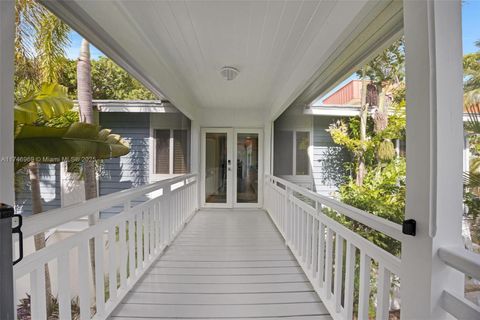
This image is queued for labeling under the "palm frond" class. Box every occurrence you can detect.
[463,171,480,189]
[14,83,73,124]
[14,123,131,171]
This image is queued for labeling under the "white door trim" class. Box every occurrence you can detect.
[201,128,233,208]
[233,128,263,208]
[200,127,263,209]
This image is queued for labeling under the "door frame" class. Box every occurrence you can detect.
[201,128,233,208]
[233,128,263,208]
[200,127,263,208]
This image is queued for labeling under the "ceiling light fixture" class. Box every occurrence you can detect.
[220,66,239,81]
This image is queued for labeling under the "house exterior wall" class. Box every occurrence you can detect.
[98,112,151,217]
[15,164,61,216]
[312,116,349,196]
[273,103,348,197]
[322,79,362,105]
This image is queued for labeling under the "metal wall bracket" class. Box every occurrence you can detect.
[402,219,416,236]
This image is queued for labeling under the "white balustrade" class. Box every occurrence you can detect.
[13,174,198,320]
[438,246,480,319]
[264,174,403,320]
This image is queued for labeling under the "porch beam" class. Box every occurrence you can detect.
[403,0,464,319]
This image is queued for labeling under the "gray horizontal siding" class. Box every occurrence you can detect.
[99,112,150,217]
[15,164,61,217]
[312,116,350,197]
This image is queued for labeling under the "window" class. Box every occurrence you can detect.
[173,129,189,174]
[296,131,310,175]
[273,130,310,176]
[154,129,190,175]
[155,130,170,174]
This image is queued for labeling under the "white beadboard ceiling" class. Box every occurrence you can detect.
[42,0,401,120]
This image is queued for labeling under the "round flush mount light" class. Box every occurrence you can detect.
[220,66,239,81]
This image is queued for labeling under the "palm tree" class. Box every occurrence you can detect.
[77,39,99,288]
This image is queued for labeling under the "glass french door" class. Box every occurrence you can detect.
[201,128,262,208]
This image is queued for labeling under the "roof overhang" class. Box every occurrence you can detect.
[40,0,404,123]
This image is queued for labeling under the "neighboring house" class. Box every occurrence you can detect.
[275,79,471,197]
[15,100,191,218]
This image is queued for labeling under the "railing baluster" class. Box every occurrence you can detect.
[318,222,325,286]
[306,213,312,268]
[108,224,118,301]
[149,206,154,258]
[136,211,143,271]
[128,216,135,281]
[57,252,71,320]
[334,234,344,312]
[119,220,127,288]
[358,252,372,320]
[324,228,333,298]
[94,233,105,316]
[30,266,47,320]
[344,242,356,320]
[78,241,91,320]
[311,217,319,277]
[376,264,391,320]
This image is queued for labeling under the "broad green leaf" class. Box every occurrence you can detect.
[14,123,130,171]
[14,83,73,124]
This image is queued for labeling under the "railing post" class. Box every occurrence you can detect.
[0,204,14,320]
[403,0,464,318]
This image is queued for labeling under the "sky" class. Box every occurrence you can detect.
[65,32,104,60]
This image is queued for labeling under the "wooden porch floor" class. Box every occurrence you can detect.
[109,209,332,319]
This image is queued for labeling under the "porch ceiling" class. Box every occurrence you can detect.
[41,0,401,120]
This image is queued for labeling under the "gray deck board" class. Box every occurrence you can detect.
[109,209,332,320]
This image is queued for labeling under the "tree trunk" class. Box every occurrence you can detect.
[28,162,53,315]
[356,70,368,186]
[77,39,98,289]
[374,87,388,133]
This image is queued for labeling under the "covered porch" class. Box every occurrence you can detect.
[1,0,479,320]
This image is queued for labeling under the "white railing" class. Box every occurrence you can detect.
[438,246,480,319]
[14,173,198,320]
[264,174,403,320]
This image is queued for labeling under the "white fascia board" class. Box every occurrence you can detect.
[308,106,472,123]
[305,105,360,117]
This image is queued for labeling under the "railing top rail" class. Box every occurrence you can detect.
[22,173,197,238]
[438,246,480,281]
[266,174,404,242]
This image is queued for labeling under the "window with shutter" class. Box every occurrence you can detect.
[154,129,170,174]
[173,129,189,174]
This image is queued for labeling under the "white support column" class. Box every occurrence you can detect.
[263,120,273,208]
[0,2,15,319]
[264,120,273,175]
[402,0,464,319]
[0,0,15,205]
[190,119,200,208]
